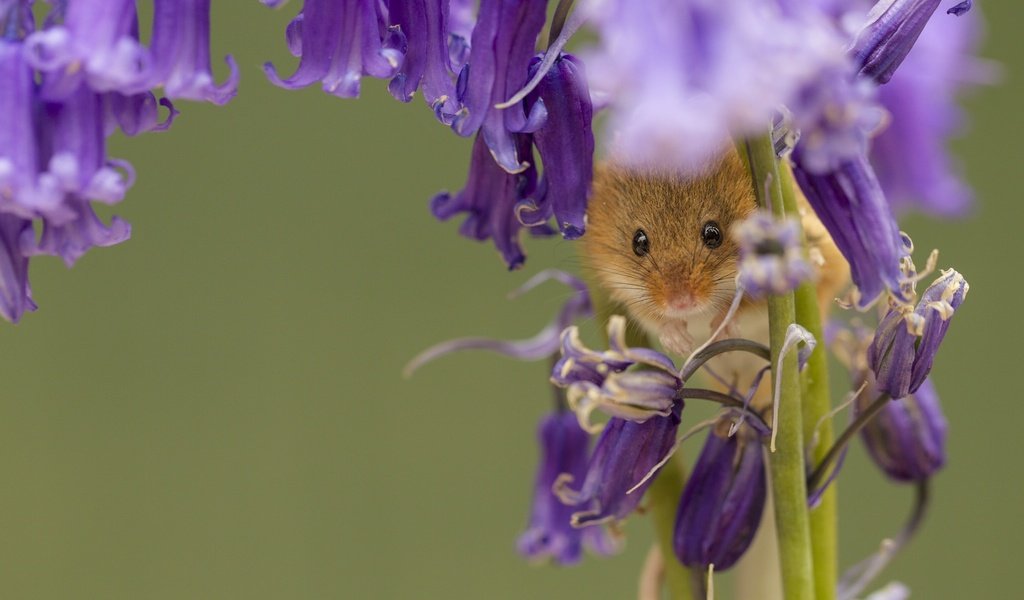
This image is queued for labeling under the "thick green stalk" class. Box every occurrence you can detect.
[782,165,838,600]
[744,134,816,600]
[588,281,695,600]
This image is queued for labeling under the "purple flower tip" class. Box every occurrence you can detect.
[947,1,972,16]
[518,411,619,565]
[673,419,766,571]
[552,316,680,430]
[858,377,947,482]
[868,269,968,398]
[555,401,683,527]
[735,211,813,297]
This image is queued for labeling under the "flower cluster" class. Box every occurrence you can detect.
[265,0,595,269]
[734,211,814,297]
[0,0,235,322]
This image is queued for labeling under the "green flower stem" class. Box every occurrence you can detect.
[780,164,838,600]
[588,282,695,600]
[744,133,817,600]
[647,454,697,600]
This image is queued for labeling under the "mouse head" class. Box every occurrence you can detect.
[583,151,758,324]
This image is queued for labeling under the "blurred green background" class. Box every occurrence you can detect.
[0,3,1020,599]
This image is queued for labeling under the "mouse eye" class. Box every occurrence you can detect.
[702,221,723,249]
[632,229,650,257]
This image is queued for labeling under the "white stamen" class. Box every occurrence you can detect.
[707,564,715,600]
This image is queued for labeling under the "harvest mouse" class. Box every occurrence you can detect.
[582,149,848,358]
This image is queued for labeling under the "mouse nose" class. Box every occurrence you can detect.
[668,291,696,311]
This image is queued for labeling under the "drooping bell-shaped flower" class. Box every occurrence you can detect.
[450,0,548,173]
[870,4,989,216]
[857,377,947,482]
[868,268,967,398]
[147,0,239,104]
[850,0,944,85]
[430,132,537,269]
[264,0,403,98]
[518,411,618,565]
[790,152,910,307]
[520,53,594,240]
[734,210,813,297]
[555,401,682,527]
[673,419,766,571]
[552,316,680,431]
[385,0,459,119]
[581,0,846,172]
[24,0,150,99]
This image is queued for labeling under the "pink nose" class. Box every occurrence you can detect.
[669,293,696,310]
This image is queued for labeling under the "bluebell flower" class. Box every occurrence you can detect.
[521,53,594,240]
[581,0,846,171]
[1,1,233,322]
[146,0,239,104]
[552,316,680,430]
[790,153,909,308]
[24,0,150,99]
[857,377,946,482]
[849,0,945,85]
[386,0,460,119]
[734,210,814,297]
[673,419,766,571]
[430,132,536,269]
[868,268,967,398]
[518,411,618,565]
[264,0,403,98]
[870,4,990,216]
[450,0,548,173]
[555,401,683,527]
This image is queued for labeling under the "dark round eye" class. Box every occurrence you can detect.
[632,229,650,257]
[701,221,723,249]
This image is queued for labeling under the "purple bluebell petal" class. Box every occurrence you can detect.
[947,1,971,16]
[403,270,592,376]
[868,269,967,398]
[850,0,942,85]
[518,411,618,565]
[526,53,593,240]
[582,0,847,172]
[734,211,814,297]
[673,420,766,571]
[791,152,909,307]
[451,0,547,173]
[870,5,989,217]
[149,0,238,105]
[0,38,63,220]
[25,0,151,99]
[42,83,133,208]
[430,132,536,269]
[265,0,402,99]
[858,377,946,482]
[22,196,130,267]
[560,402,682,527]
[0,214,36,323]
[386,0,458,119]
[447,0,474,70]
[107,92,178,136]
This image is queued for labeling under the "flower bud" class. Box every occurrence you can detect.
[868,269,968,398]
[858,377,947,482]
[673,419,766,571]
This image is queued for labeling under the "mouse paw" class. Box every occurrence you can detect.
[659,320,694,356]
